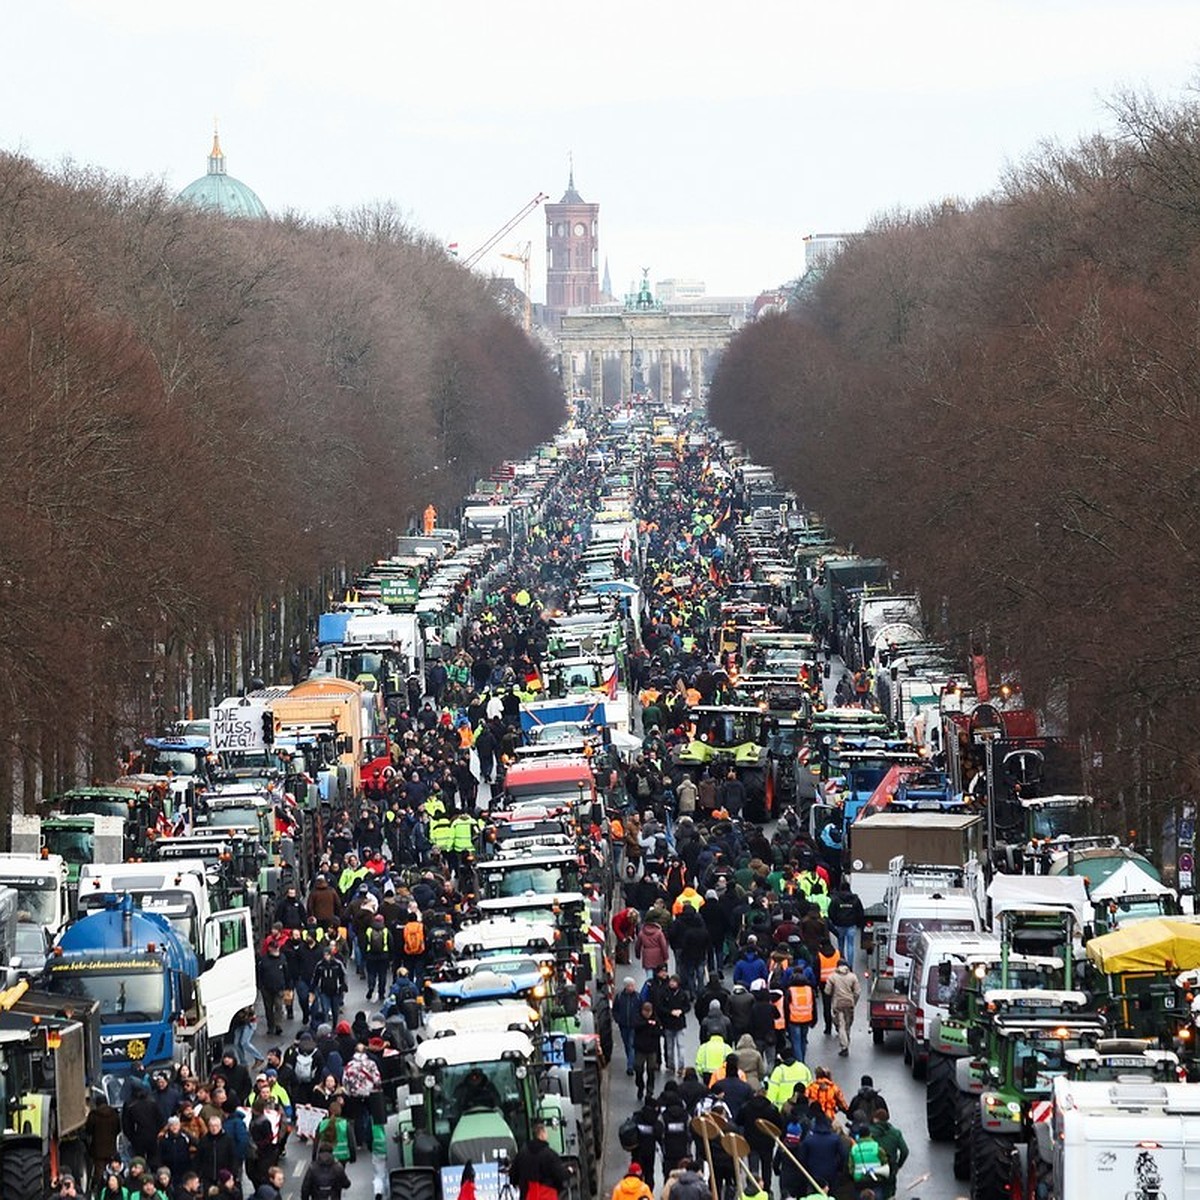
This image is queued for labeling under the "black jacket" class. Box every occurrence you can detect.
[197,1130,240,1188]
[509,1137,569,1198]
[633,1013,663,1055]
[301,1152,351,1200]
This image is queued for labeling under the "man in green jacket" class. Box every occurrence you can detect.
[868,1105,909,1200]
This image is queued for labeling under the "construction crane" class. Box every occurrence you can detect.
[463,193,548,269]
[500,241,532,332]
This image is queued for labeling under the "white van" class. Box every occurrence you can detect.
[904,930,1000,1077]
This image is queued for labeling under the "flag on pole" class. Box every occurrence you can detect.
[448,242,459,258]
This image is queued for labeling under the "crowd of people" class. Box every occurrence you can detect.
[64,424,905,1200]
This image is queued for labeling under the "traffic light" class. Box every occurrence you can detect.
[262,711,275,746]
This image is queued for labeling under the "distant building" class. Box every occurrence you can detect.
[543,169,600,329]
[656,278,706,303]
[802,232,851,274]
[176,130,267,220]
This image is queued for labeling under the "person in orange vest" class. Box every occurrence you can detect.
[785,960,818,1062]
[816,940,841,1037]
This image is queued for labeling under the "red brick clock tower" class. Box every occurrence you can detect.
[544,168,599,329]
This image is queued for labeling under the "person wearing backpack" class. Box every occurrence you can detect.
[361,914,392,1002]
[285,1031,324,1108]
[300,1147,351,1200]
[402,910,427,983]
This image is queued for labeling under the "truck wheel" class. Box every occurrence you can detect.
[2,1146,45,1199]
[872,1027,884,1046]
[902,1037,913,1067]
[970,1111,1017,1200]
[925,1052,957,1141]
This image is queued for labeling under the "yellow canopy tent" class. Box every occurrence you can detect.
[1086,917,1200,974]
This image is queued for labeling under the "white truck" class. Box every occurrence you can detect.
[1040,1076,1200,1200]
[0,851,70,936]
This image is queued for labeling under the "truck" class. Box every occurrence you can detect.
[0,853,70,936]
[847,811,985,914]
[270,677,368,801]
[1039,1077,1200,1200]
[57,881,255,1072]
[0,981,103,1197]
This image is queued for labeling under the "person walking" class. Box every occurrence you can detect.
[635,920,670,980]
[611,1164,654,1200]
[868,1105,910,1200]
[508,1121,570,1200]
[824,961,861,1056]
[632,1001,664,1101]
[614,977,642,1076]
[656,975,690,1077]
[827,881,865,969]
[847,1123,891,1200]
[300,1148,351,1200]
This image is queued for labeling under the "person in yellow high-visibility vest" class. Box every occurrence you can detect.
[695,1032,733,1083]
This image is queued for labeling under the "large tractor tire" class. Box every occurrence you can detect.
[953,1093,974,1180]
[970,1111,1018,1200]
[2,1146,45,1200]
[390,1170,438,1200]
[563,1157,586,1200]
[926,1052,957,1141]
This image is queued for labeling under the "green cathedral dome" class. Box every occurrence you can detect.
[176,132,267,219]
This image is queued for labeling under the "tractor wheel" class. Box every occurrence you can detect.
[970,1110,1017,1200]
[563,1157,586,1200]
[925,1052,957,1141]
[953,1093,974,1180]
[1028,1142,1053,1200]
[390,1170,437,1200]
[2,1146,45,1200]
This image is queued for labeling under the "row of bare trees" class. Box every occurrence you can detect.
[0,153,563,818]
[711,87,1200,845]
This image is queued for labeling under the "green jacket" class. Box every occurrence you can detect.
[869,1120,908,1196]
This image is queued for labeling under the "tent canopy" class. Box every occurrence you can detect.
[986,874,1092,929]
[1085,917,1200,974]
[1089,860,1175,902]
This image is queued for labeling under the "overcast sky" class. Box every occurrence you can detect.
[7,2,1200,301]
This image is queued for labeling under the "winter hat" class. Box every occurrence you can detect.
[628,1164,643,1177]
[861,1074,874,1088]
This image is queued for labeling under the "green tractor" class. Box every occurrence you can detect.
[925,945,1065,1143]
[936,884,1087,1157]
[956,990,1106,1200]
[673,705,776,819]
[386,1029,595,1200]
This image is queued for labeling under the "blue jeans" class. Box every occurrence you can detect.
[663,1027,685,1072]
[790,1023,809,1063]
[835,926,858,970]
[620,1024,636,1069]
[232,1022,263,1066]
